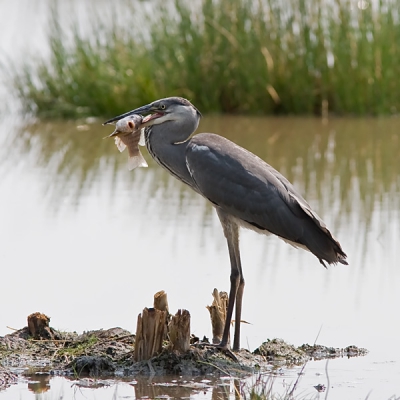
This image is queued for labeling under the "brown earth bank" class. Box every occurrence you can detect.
[0,325,368,390]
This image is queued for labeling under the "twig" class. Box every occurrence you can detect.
[314,325,323,345]
[29,339,70,342]
[288,359,308,398]
[364,390,372,399]
[6,326,18,332]
[51,349,61,361]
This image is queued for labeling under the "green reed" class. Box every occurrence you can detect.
[8,0,400,118]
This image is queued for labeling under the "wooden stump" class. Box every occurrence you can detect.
[154,290,170,341]
[27,312,57,340]
[134,307,167,362]
[206,289,229,344]
[168,309,190,353]
[153,290,169,313]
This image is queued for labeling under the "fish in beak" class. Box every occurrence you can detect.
[104,114,147,171]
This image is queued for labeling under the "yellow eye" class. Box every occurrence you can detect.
[160,104,166,110]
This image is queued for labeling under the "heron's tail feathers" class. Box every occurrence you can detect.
[316,237,348,268]
[288,192,348,266]
[337,253,348,265]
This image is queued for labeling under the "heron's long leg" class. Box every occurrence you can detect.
[233,247,244,351]
[216,209,244,351]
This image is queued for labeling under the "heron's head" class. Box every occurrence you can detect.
[103,97,202,128]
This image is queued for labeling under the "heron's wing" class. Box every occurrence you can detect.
[186,134,311,241]
[270,169,330,233]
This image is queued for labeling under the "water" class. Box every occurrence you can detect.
[1,1,399,399]
[0,374,255,400]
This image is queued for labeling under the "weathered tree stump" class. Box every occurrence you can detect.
[168,309,190,353]
[153,290,169,313]
[27,312,58,340]
[153,290,170,341]
[134,307,167,362]
[206,289,229,344]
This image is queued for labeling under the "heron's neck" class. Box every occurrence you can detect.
[145,123,195,187]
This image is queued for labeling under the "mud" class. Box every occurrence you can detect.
[253,339,368,365]
[0,366,17,390]
[0,326,368,390]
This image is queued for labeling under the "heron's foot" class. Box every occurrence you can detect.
[215,345,238,362]
[192,341,238,362]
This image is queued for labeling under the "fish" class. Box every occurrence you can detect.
[104,114,148,171]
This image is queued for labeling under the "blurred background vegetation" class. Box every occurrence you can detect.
[8,0,400,119]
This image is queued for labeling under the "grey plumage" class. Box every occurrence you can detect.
[104,97,347,351]
[186,133,346,267]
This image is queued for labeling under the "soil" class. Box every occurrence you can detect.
[0,326,368,390]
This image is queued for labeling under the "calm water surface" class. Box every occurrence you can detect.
[0,1,399,399]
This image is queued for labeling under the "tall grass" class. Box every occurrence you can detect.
[9,0,400,118]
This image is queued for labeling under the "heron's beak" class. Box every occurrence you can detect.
[103,104,156,126]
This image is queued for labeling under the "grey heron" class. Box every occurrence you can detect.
[104,97,348,352]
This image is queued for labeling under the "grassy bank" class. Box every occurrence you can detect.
[9,0,400,118]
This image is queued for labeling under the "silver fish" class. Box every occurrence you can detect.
[104,114,147,170]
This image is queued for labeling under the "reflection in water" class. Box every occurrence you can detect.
[2,119,209,220]
[8,116,400,243]
[7,117,400,207]
[27,373,50,393]
[18,373,259,400]
[134,376,204,399]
